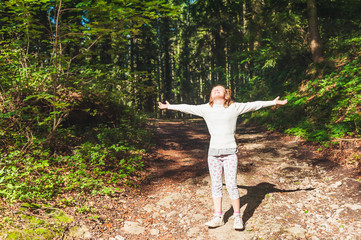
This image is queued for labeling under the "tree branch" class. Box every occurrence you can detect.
[66,34,103,76]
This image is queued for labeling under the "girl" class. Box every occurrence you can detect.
[158,85,288,230]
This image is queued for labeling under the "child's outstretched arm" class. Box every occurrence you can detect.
[234,96,288,115]
[158,101,205,117]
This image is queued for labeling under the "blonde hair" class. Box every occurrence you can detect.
[209,85,234,108]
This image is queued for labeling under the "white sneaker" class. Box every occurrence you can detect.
[233,214,244,230]
[205,215,224,228]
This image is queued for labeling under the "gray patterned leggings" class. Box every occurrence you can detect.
[207,154,240,199]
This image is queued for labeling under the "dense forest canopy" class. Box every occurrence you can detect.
[0,0,360,202]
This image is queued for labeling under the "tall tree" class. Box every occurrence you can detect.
[160,17,174,102]
[307,0,324,63]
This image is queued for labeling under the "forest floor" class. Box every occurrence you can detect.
[1,119,361,240]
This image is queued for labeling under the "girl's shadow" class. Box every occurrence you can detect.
[223,182,315,225]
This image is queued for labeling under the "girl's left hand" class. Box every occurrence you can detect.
[274,96,288,105]
[158,101,170,109]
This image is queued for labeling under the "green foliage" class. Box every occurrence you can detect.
[76,204,94,214]
[0,105,149,201]
[0,204,73,240]
[0,0,167,203]
[245,35,361,143]
[1,0,360,206]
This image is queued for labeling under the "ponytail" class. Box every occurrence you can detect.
[224,88,233,108]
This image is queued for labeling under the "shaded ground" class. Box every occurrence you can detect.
[1,119,360,239]
[117,119,360,240]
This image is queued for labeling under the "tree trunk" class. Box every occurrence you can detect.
[307,0,324,64]
[161,17,173,102]
[100,35,112,64]
[180,29,191,101]
[210,34,216,86]
[229,41,239,97]
[213,27,226,85]
[130,37,135,72]
[250,0,262,50]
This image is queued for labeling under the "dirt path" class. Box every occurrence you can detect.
[59,119,361,240]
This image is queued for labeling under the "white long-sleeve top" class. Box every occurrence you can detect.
[168,101,276,155]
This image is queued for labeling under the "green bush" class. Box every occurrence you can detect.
[0,91,150,202]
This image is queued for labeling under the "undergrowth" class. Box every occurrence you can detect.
[243,36,361,145]
[0,92,150,202]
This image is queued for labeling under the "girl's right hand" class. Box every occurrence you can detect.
[158,101,170,109]
[274,96,288,105]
